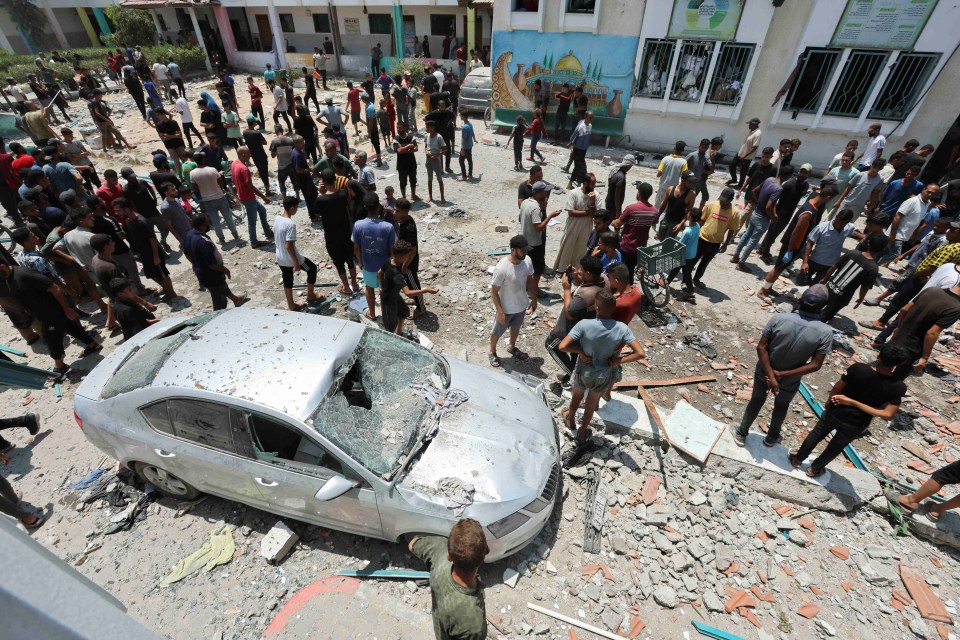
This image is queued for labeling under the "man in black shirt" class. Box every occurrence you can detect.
[114,197,179,302]
[819,233,885,323]
[148,153,183,192]
[789,341,909,478]
[392,122,419,200]
[0,262,99,374]
[518,166,543,208]
[242,115,273,196]
[890,283,960,379]
[604,155,636,220]
[108,277,157,340]
[736,147,775,229]
[441,72,460,119]
[87,195,148,296]
[154,108,187,174]
[316,169,359,294]
[120,167,170,249]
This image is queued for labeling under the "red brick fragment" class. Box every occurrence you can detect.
[797,604,820,619]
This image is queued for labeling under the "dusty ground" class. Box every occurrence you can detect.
[4,75,960,640]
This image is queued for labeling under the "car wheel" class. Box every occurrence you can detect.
[134,462,201,500]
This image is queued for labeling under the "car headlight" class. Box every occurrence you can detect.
[522,496,552,514]
[487,511,530,539]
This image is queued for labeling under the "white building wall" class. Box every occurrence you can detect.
[616,0,960,170]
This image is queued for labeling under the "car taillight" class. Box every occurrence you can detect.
[74,410,83,430]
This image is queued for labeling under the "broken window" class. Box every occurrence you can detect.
[246,411,345,478]
[103,311,222,399]
[308,330,449,476]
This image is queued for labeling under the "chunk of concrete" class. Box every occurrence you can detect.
[261,521,299,563]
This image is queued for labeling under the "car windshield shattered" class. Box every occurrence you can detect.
[307,329,449,476]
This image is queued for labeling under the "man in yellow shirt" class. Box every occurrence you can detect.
[690,187,739,289]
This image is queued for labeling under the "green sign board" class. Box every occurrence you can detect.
[668,0,744,41]
[831,0,938,50]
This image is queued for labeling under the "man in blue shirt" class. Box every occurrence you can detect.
[566,110,593,191]
[878,165,922,217]
[353,191,397,321]
[183,213,248,310]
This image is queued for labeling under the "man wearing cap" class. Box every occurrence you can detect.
[733,285,832,447]
[605,155,635,220]
[555,173,597,273]
[189,153,242,245]
[727,117,761,190]
[41,144,80,196]
[317,98,347,132]
[232,147,274,249]
[353,191,397,320]
[519,181,562,299]
[489,235,536,367]
[831,158,885,224]
[689,187,739,288]
[242,115,272,196]
[758,163,811,263]
[155,108,187,173]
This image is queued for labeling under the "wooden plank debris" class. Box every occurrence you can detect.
[613,375,717,390]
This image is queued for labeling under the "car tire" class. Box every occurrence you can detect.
[133,462,201,500]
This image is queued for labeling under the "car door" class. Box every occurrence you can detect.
[139,398,271,509]
[236,409,384,538]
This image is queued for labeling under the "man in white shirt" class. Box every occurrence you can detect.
[266,80,292,133]
[489,235,535,367]
[856,122,886,171]
[883,183,940,265]
[152,61,172,102]
[173,89,203,149]
[432,65,444,89]
[312,47,329,90]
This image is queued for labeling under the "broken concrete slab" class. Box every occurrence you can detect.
[261,521,299,563]
[595,392,882,513]
[869,495,960,552]
[662,401,725,463]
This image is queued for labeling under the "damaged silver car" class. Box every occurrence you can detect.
[74,309,559,561]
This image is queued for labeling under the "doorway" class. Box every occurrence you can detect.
[256,14,272,52]
[402,16,416,57]
[462,14,483,54]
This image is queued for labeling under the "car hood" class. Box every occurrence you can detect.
[400,359,558,511]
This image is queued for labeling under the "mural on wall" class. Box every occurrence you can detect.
[491,31,640,131]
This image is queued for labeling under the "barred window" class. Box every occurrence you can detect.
[824,50,889,117]
[870,53,940,120]
[706,43,754,105]
[635,39,676,99]
[783,48,841,113]
[670,40,713,103]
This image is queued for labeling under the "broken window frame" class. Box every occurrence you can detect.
[705,42,755,106]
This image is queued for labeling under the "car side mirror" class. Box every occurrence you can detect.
[314,474,357,502]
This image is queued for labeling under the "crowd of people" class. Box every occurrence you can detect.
[0,42,959,589]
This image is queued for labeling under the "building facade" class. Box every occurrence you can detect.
[492,0,960,168]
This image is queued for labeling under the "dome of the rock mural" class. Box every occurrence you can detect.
[554,51,582,73]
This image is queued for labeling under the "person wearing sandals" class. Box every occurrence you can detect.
[559,290,646,467]
[789,341,909,478]
[0,448,43,529]
[276,196,323,312]
[316,170,360,296]
[489,235,536,368]
[353,192,397,320]
[898,460,960,522]
[0,262,100,376]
